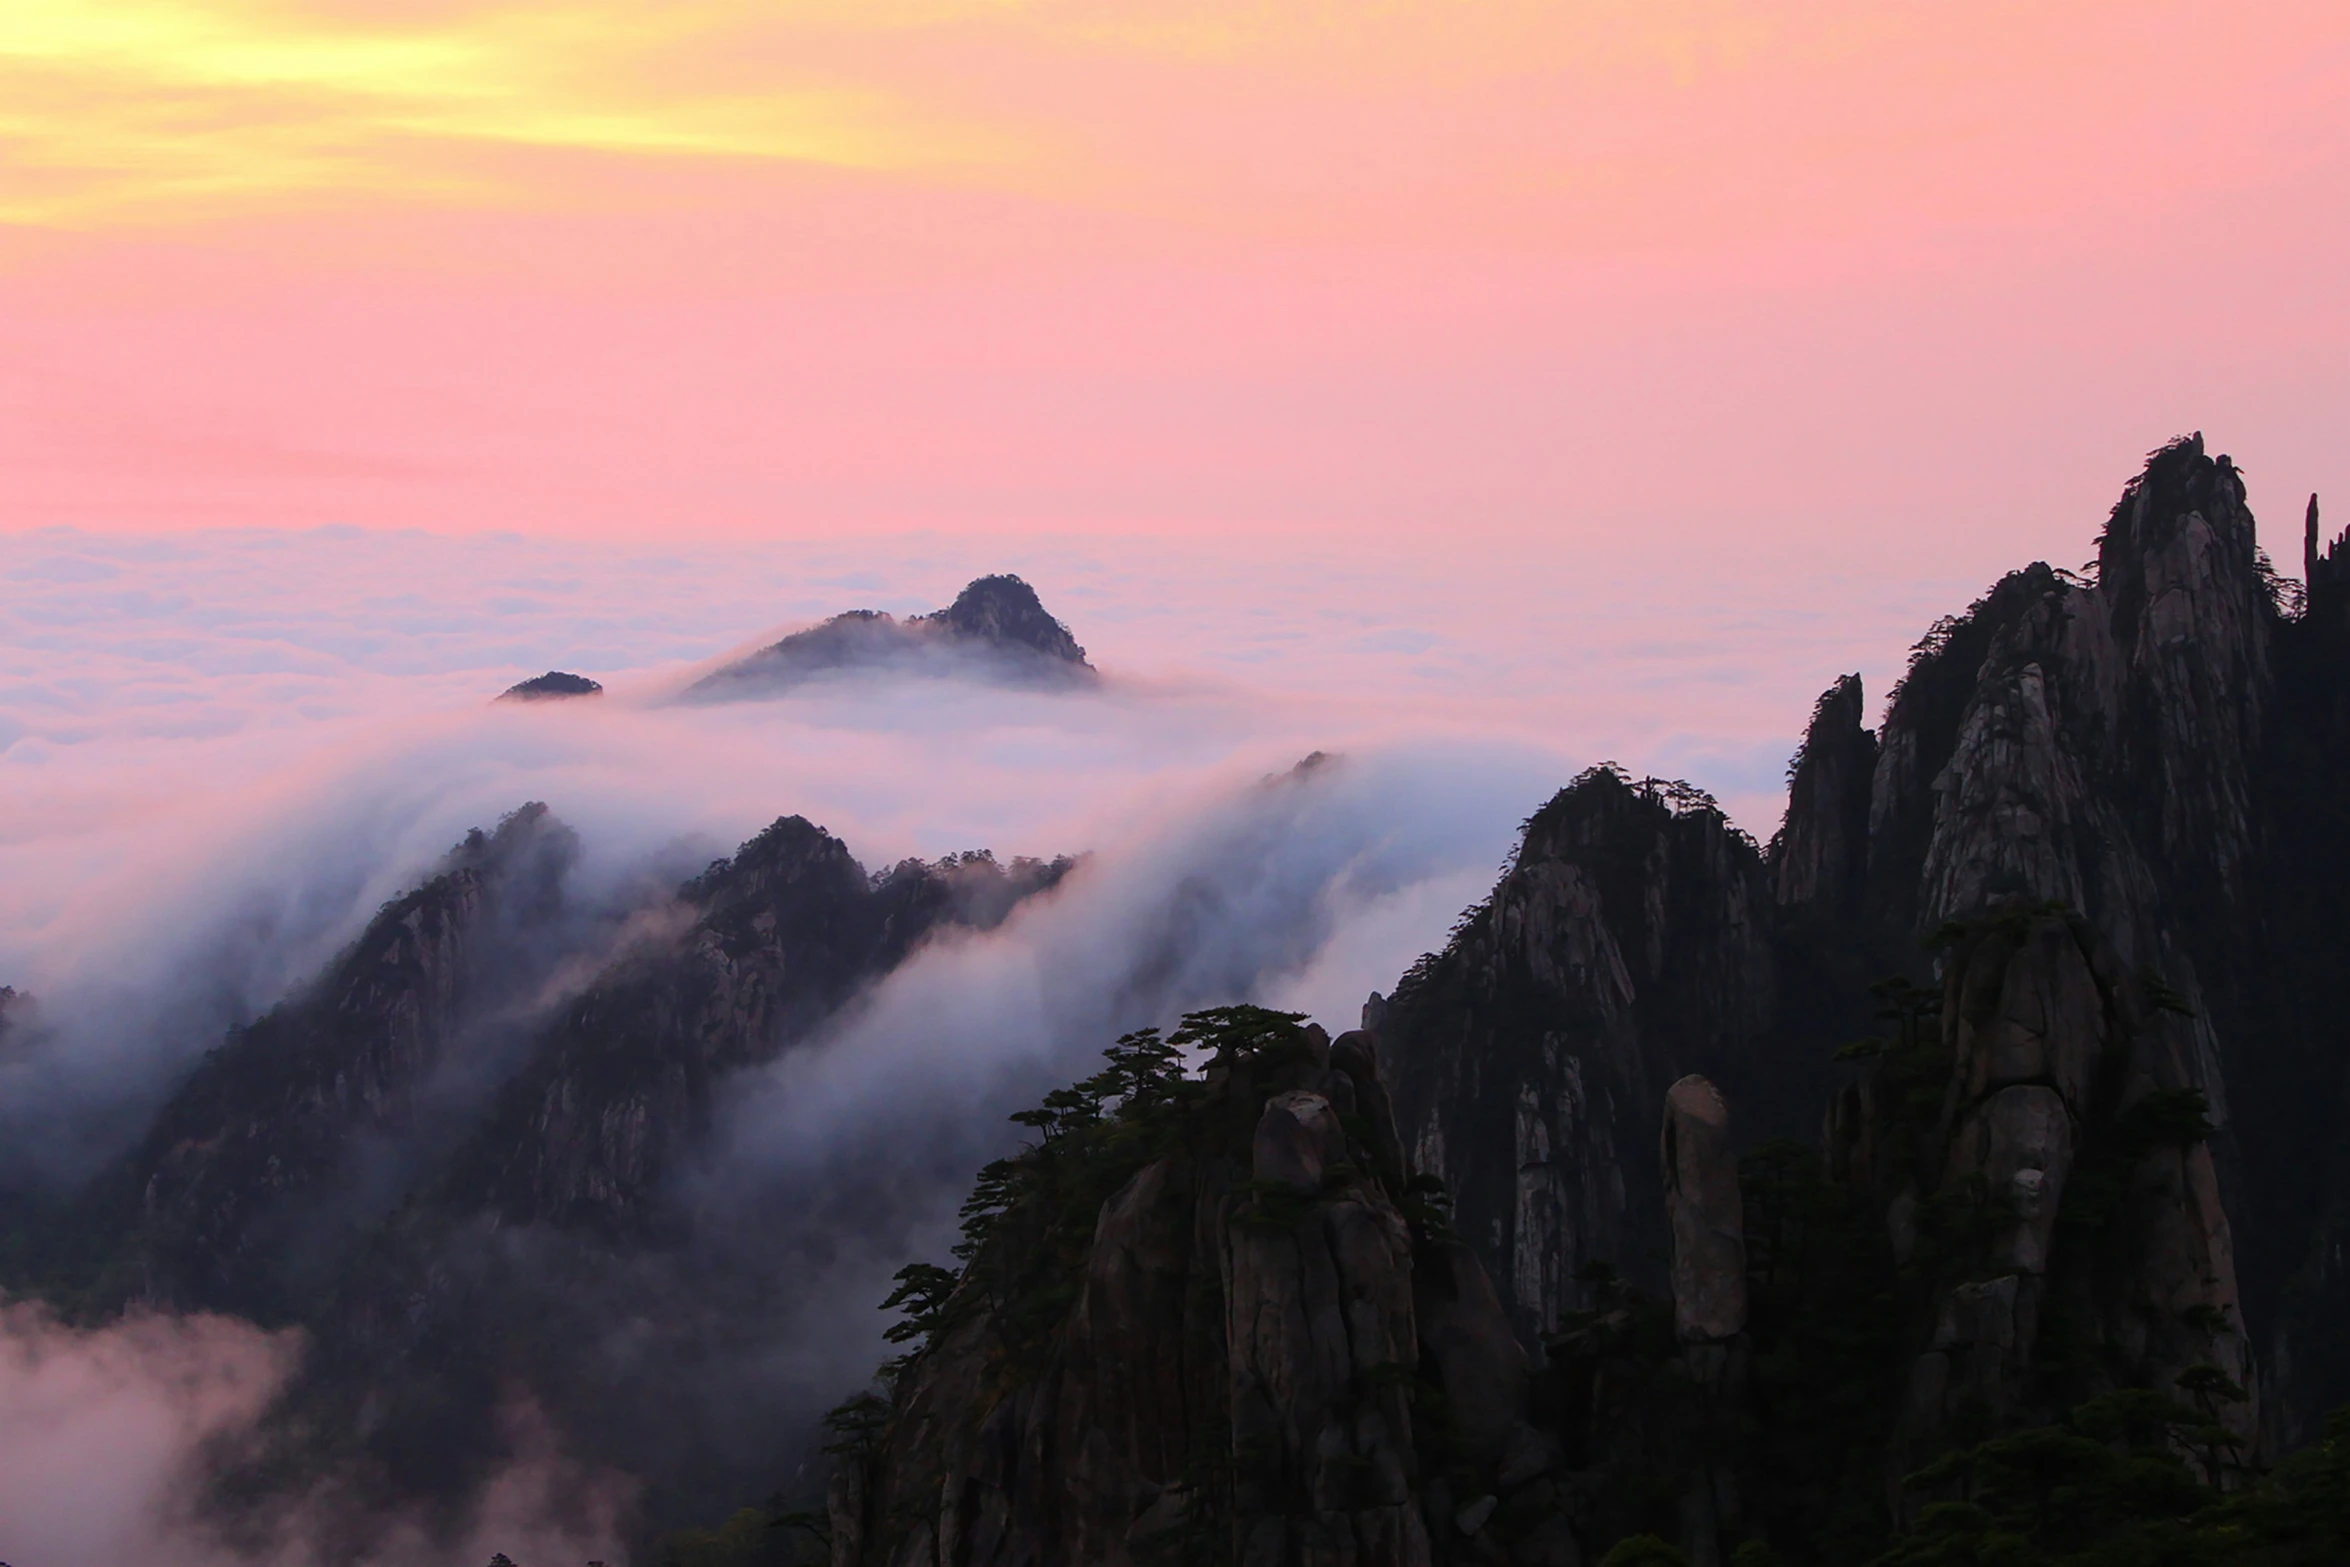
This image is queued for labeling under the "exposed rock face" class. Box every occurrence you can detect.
[1382,435,2350,1455]
[1855,909,2258,1486]
[496,670,603,701]
[1772,674,1877,918]
[1226,1081,1431,1567]
[1378,768,1789,1333]
[686,574,1095,700]
[1661,1076,1746,1344]
[841,1020,1545,1567]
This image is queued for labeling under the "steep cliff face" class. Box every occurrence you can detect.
[1839,908,2259,1492]
[839,1011,1557,1567]
[1375,768,1786,1336]
[1773,674,1878,921]
[1380,436,2350,1453]
[31,803,579,1318]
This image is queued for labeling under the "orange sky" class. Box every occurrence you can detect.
[2,1,2345,571]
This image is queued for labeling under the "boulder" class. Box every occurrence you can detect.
[1661,1076,1747,1342]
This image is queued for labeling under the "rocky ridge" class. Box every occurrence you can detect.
[3,808,1073,1551]
[686,575,1095,701]
[1381,436,2349,1446]
[832,436,2348,1567]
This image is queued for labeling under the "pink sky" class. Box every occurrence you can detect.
[4,1,2342,556]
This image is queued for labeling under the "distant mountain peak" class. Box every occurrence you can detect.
[497,671,603,702]
[684,573,1095,701]
[909,573,1090,666]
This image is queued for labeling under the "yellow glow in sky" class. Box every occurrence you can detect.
[0,0,1019,226]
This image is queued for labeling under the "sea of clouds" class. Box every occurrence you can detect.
[0,522,1966,1564]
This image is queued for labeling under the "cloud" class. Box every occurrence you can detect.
[0,1301,297,1567]
[0,522,1930,1555]
[0,1298,636,1567]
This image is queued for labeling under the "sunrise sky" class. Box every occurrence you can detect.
[4,0,2348,845]
[5,0,2341,542]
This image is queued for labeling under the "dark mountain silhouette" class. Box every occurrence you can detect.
[497,670,604,701]
[685,574,1094,701]
[1,810,1071,1557]
[825,436,2350,1567]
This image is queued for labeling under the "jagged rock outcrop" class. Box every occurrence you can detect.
[915,574,1091,666]
[446,826,1065,1234]
[686,574,1095,700]
[1661,1077,1746,1346]
[233,831,1073,1539]
[2304,493,2345,604]
[839,1015,1562,1567]
[1772,675,1877,919]
[496,670,603,701]
[1846,908,2258,1491]
[1383,435,2350,1457]
[1377,768,1788,1335]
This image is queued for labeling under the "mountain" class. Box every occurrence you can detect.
[499,670,605,701]
[685,575,1095,701]
[2,809,1072,1554]
[838,1009,1536,1567]
[827,436,2350,1567]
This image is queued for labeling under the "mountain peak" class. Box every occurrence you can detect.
[911,574,1090,667]
[684,573,1095,700]
[497,670,603,702]
[2097,432,2258,594]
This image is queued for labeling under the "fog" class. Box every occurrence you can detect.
[0,550,1594,1562]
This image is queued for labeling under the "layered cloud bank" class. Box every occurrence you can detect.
[1,549,1586,1560]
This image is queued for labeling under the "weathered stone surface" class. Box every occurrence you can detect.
[1255,1090,1344,1193]
[1413,1235,1531,1464]
[1952,913,2109,1111]
[1381,768,1782,1338]
[845,1021,1529,1567]
[1773,673,1878,916]
[1660,1076,1746,1343]
[1883,908,2258,1488]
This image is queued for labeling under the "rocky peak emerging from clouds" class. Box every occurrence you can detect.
[910,573,1091,666]
[685,573,1095,700]
[496,670,603,701]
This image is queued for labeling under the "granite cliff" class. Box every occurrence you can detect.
[1382,436,2350,1446]
[828,437,2349,1567]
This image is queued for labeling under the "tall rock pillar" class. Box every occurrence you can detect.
[1661,1075,1748,1567]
